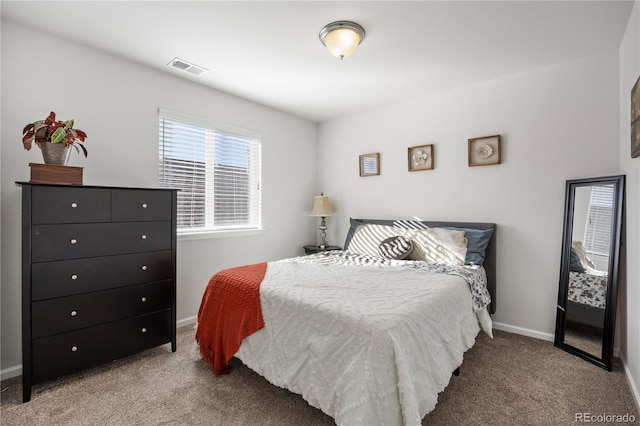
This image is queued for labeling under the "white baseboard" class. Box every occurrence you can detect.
[621,354,640,414]
[493,322,622,356]
[1,364,22,381]
[177,315,197,328]
[1,317,200,382]
[492,321,555,342]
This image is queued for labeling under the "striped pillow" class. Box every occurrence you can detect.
[378,236,413,260]
[347,224,403,257]
[392,219,429,230]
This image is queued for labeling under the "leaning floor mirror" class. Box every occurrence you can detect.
[554,175,625,370]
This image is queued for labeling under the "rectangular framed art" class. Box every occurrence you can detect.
[359,153,380,177]
[468,135,501,167]
[408,144,434,171]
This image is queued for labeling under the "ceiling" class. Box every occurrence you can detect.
[1,1,635,123]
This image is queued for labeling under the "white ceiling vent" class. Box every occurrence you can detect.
[167,57,208,76]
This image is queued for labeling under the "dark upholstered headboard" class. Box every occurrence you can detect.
[344,219,497,315]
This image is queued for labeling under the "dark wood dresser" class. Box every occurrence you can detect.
[18,183,178,402]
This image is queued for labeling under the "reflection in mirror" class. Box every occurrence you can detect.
[555,175,625,371]
[359,153,380,177]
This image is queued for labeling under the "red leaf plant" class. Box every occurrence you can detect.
[22,111,88,157]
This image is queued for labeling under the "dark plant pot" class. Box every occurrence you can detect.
[36,142,70,165]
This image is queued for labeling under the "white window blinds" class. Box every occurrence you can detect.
[583,184,614,256]
[158,109,262,235]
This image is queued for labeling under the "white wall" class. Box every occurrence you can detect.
[0,20,317,376]
[619,0,640,409]
[318,51,620,339]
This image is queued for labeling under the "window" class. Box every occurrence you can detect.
[583,184,613,256]
[158,109,262,235]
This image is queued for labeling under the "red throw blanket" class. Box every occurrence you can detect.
[195,262,268,375]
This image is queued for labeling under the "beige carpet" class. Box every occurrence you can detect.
[2,326,638,425]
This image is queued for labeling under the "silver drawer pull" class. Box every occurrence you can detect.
[141,297,147,303]
[141,234,147,240]
[71,202,78,208]
[141,328,147,333]
[142,203,148,208]
[70,310,77,317]
[71,274,78,280]
[70,238,77,245]
[71,346,78,352]
[141,265,148,271]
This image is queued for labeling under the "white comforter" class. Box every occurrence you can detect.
[235,258,483,426]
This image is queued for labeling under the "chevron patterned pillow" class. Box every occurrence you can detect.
[378,236,413,260]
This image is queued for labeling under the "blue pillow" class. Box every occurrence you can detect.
[570,247,586,273]
[444,227,494,266]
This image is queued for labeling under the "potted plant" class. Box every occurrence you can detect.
[22,111,88,165]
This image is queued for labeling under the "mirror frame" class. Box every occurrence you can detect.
[554,175,625,371]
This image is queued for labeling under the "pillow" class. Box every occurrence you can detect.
[393,220,493,265]
[347,224,404,257]
[569,247,586,273]
[378,236,413,260]
[444,227,494,266]
[344,218,388,249]
[344,218,366,249]
[572,241,598,272]
[392,219,428,230]
[405,227,468,266]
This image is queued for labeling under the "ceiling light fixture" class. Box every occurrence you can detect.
[319,21,365,60]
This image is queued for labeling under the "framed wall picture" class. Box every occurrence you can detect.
[632,75,640,158]
[408,144,434,171]
[468,135,501,167]
[359,153,380,176]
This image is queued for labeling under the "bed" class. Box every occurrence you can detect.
[196,219,496,426]
[566,242,608,329]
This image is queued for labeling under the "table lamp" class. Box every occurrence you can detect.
[310,193,335,248]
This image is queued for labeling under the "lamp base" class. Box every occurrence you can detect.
[317,216,328,248]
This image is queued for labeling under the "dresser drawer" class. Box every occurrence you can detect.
[31,186,111,224]
[32,280,173,338]
[32,251,172,301]
[112,189,172,222]
[32,222,171,262]
[32,310,172,381]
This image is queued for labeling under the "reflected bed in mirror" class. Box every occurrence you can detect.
[554,175,625,371]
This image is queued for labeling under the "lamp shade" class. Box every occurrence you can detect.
[319,21,365,60]
[310,194,334,216]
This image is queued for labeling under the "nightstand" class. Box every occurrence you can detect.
[303,245,342,255]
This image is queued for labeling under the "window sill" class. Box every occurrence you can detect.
[177,228,264,241]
